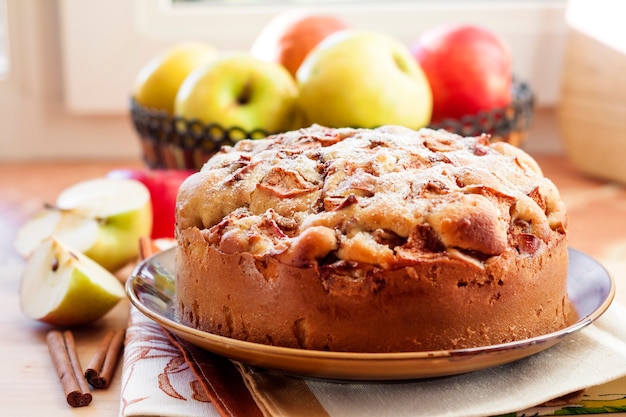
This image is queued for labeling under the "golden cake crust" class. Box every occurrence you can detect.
[175,125,570,352]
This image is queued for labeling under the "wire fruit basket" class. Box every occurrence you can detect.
[130,79,534,171]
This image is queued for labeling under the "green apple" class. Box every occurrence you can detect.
[14,178,152,272]
[297,30,433,129]
[174,52,301,137]
[20,238,126,326]
[132,42,218,115]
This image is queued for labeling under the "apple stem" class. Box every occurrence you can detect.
[237,81,252,105]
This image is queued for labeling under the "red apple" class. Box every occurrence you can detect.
[107,168,194,239]
[411,24,513,123]
[251,11,350,78]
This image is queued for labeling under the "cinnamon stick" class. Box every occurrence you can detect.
[139,236,159,261]
[46,330,92,407]
[83,238,150,390]
[85,329,125,389]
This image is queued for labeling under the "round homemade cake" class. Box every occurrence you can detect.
[174,125,570,353]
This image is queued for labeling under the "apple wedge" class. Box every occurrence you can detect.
[20,238,125,326]
[14,178,152,272]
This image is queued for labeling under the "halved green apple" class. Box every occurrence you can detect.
[20,238,125,326]
[14,178,152,272]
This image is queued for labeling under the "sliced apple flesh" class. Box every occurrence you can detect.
[20,238,126,327]
[14,178,152,272]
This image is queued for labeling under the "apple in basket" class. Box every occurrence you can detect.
[411,24,513,123]
[251,11,350,78]
[297,30,433,129]
[132,42,218,115]
[174,52,301,138]
[14,178,152,272]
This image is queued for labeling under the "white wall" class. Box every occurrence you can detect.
[0,0,141,162]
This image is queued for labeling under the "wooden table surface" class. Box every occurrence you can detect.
[0,155,625,416]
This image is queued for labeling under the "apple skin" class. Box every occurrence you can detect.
[132,42,218,115]
[174,53,301,135]
[296,30,433,130]
[107,168,195,239]
[87,203,152,271]
[251,11,350,78]
[411,24,513,123]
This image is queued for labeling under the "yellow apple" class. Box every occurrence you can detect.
[174,52,301,135]
[132,42,218,114]
[14,178,152,272]
[20,238,125,327]
[297,30,433,129]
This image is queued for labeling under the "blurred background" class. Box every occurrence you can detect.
[0,0,622,179]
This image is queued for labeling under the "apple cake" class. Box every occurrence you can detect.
[174,125,570,353]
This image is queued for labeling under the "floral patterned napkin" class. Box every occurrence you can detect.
[120,301,626,417]
[120,306,219,417]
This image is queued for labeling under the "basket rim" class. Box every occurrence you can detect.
[130,78,534,170]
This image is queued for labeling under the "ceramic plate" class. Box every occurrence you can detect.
[126,248,615,381]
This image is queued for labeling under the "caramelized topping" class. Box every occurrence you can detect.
[177,125,567,268]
